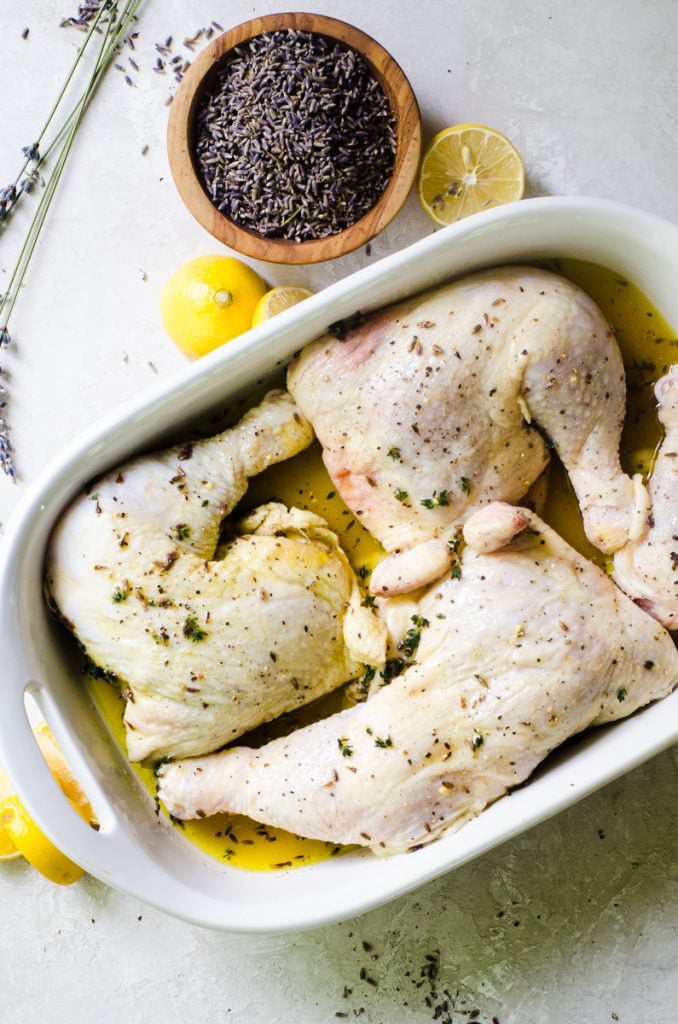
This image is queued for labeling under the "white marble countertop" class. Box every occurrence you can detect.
[1,1,678,1021]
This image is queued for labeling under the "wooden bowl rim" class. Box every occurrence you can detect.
[167,11,422,264]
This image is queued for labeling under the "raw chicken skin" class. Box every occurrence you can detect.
[288,266,647,595]
[158,503,678,852]
[46,392,386,762]
[613,367,678,628]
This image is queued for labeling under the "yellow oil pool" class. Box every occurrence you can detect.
[86,259,678,871]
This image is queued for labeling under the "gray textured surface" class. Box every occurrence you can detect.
[1,1,678,1020]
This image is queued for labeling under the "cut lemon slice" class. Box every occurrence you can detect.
[0,794,85,885]
[33,721,97,827]
[418,124,525,225]
[0,824,20,862]
[251,286,314,327]
[0,722,96,884]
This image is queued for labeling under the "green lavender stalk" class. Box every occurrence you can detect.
[0,0,145,478]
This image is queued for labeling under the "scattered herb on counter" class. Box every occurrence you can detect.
[336,943,500,1023]
[193,30,396,241]
[328,311,366,341]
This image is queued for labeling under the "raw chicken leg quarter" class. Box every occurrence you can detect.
[158,503,678,854]
[46,391,386,762]
[288,266,648,595]
[613,367,678,629]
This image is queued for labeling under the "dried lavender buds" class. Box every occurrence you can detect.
[192,29,397,241]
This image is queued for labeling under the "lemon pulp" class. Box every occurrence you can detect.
[418,124,525,224]
[251,286,314,327]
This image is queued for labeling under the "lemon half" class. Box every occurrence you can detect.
[418,124,525,225]
[251,286,314,327]
[0,821,20,862]
[0,723,96,885]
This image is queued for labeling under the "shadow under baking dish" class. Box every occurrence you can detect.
[2,197,678,932]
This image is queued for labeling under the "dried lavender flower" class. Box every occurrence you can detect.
[192,29,396,242]
[21,142,40,162]
[0,371,15,478]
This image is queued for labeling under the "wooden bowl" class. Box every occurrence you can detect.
[167,12,422,264]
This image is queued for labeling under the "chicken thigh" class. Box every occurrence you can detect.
[288,266,647,596]
[613,367,678,629]
[46,392,385,762]
[158,503,677,852]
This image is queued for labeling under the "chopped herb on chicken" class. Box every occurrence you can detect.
[183,616,207,643]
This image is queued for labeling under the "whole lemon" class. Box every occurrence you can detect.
[160,255,267,358]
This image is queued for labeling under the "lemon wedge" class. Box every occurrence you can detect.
[0,757,21,861]
[251,286,314,327]
[0,821,20,862]
[0,795,85,885]
[0,722,96,885]
[418,124,525,225]
[32,721,97,826]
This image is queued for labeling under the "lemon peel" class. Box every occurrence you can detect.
[161,255,267,359]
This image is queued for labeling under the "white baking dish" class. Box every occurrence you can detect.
[1,196,677,933]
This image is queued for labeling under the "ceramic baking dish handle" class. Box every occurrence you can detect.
[0,676,144,878]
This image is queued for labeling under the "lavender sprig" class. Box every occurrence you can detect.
[0,2,111,232]
[0,0,145,478]
[0,370,14,478]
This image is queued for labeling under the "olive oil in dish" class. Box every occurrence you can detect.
[86,260,677,872]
